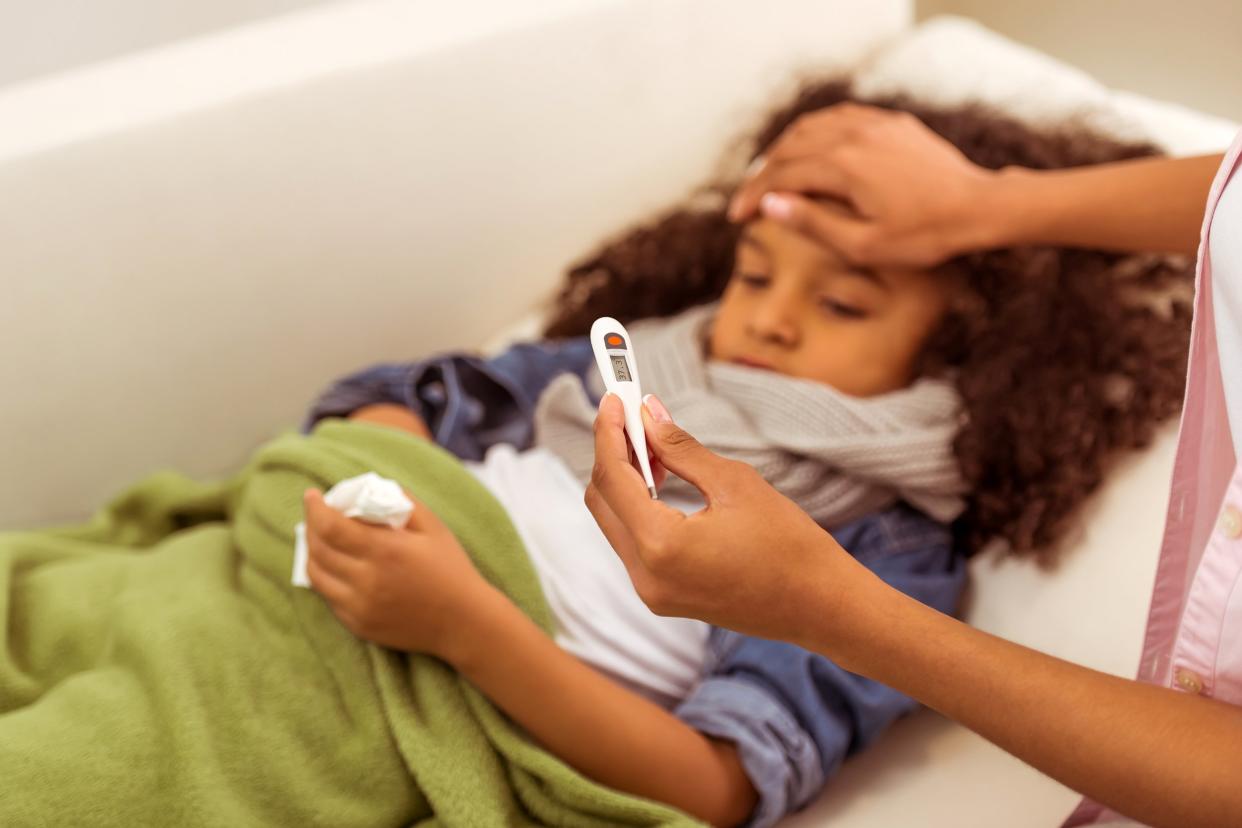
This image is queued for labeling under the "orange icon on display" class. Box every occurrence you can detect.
[605,333,626,349]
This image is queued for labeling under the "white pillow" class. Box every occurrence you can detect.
[854,16,1238,156]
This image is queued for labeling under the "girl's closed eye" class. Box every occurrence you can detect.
[739,272,770,289]
[818,295,869,319]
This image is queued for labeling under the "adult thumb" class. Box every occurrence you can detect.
[641,394,729,497]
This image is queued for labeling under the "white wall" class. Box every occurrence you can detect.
[0,0,334,86]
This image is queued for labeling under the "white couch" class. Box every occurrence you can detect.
[1,3,1236,825]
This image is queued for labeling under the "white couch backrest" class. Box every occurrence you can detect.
[0,0,911,528]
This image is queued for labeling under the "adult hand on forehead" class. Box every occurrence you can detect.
[585,393,859,643]
[728,102,1000,268]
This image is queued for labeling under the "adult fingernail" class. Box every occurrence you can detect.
[643,394,671,423]
[760,192,792,221]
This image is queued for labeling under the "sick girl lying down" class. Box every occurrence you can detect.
[299,81,1193,824]
[0,80,1190,828]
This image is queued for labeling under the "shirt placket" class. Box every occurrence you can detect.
[1167,471,1242,698]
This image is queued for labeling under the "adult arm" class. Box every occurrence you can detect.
[727,103,1222,266]
[585,393,1242,828]
[677,508,966,827]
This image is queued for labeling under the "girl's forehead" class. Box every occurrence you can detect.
[740,218,849,266]
[739,218,895,289]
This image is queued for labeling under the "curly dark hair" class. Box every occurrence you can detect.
[543,80,1193,561]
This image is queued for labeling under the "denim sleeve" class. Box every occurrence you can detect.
[675,506,965,828]
[302,337,594,461]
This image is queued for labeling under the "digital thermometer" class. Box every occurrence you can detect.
[591,317,658,499]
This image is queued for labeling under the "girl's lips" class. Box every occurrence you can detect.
[734,357,775,371]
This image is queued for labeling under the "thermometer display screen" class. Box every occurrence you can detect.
[610,355,632,382]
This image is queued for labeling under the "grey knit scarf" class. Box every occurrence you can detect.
[534,303,967,527]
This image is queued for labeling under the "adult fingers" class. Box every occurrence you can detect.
[759,103,893,165]
[730,156,852,222]
[590,394,679,538]
[757,192,875,264]
[639,395,736,502]
[627,441,667,490]
[729,103,898,221]
[648,449,667,490]
[583,479,642,575]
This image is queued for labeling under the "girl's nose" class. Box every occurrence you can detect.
[746,294,799,347]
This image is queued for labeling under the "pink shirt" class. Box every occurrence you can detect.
[1065,132,1242,826]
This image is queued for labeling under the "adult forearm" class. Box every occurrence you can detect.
[811,557,1242,828]
[981,154,1223,257]
[450,596,756,826]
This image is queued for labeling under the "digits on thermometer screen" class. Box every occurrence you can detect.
[591,317,657,499]
[610,355,632,382]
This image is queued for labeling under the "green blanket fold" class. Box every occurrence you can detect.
[0,420,699,827]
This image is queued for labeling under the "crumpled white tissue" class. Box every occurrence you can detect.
[291,472,415,588]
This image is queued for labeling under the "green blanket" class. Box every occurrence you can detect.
[0,420,699,827]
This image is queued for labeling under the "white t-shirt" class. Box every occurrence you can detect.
[1211,159,1242,446]
[466,445,710,708]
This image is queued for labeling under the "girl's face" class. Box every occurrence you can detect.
[709,218,953,397]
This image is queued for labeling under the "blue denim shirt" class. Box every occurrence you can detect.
[305,339,966,827]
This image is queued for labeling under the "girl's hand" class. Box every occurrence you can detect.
[302,489,505,662]
[727,103,1001,268]
[585,394,864,645]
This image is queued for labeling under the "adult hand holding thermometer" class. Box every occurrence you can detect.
[591,317,659,499]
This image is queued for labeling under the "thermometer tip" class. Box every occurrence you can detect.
[648,485,658,500]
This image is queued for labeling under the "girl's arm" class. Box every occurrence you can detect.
[585,396,1242,828]
[349,404,432,438]
[303,340,596,460]
[452,595,757,826]
[301,489,757,827]
[727,103,1222,266]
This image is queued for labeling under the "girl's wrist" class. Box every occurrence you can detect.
[442,584,525,672]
